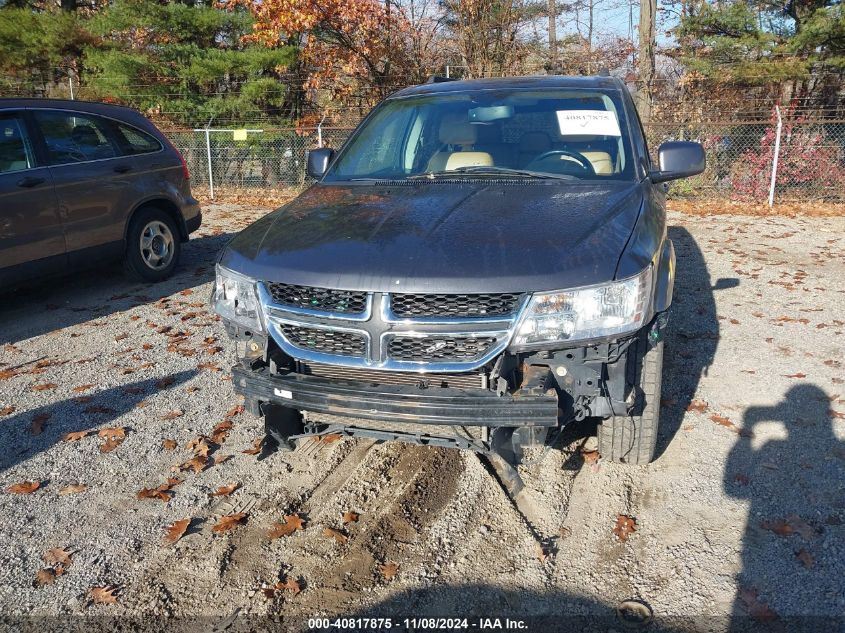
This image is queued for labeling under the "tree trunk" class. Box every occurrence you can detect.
[636,0,656,125]
[548,0,558,71]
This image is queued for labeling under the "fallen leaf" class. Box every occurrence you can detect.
[224,404,244,418]
[761,515,816,540]
[210,483,239,497]
[58,484,87,495]
[155,376,176,389]
[783,372,807,378]
[686,399,708,413]
[162,519,191,545]
[44,548,73,568]
[738,587,777,622]
[63,430,90,442]
[213,453,231,466]
[98,426,127,453]
[0,405,15,416]
[98,427,126,440]
[242,438,263,455]
[31,383,57,392]
[533,542,548,564]
[581,449,600,464]
[160,410,184,421]
[212,512,248,534]
[342,511,359,524]
[612,515,637,542]
[322,527,348,544]
[137,479,180,502]
[89,586,119,605]
[710,414,734,428]
[72,384,95,393]
[6,481,41,494]
[796,548,815,569]
[35,568,57,586]
[269,514,305,539]
[176,456,208,474]
[162,439,177,450]
[30,414,49,435]
[211,420,233,444]
[378,562,399,579]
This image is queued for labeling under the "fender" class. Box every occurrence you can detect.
[122,193,190,243]
[653,238,675,313]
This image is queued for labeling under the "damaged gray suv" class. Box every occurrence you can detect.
[212,76,705,472]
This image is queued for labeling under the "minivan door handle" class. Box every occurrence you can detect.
[17,176,46,188]
[113,164,133,174]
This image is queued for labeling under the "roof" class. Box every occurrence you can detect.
[0,98,140,117]
[391,75,624,99]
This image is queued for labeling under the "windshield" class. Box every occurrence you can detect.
[324,88,637,182]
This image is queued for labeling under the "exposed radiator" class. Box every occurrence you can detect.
[300,362,487,390]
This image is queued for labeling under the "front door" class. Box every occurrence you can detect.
[0,111,65,287]
[31,109,137,266]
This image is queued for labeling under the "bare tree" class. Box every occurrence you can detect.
[636,0,656,124]
[442,0,545,78]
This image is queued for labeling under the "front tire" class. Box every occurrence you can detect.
[124,208,181,282]
[598,333,663,465]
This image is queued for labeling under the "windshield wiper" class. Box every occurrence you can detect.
[407,166,574,181]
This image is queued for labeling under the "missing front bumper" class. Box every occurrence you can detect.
[231,365,559,429]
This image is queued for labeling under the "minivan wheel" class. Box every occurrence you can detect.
[598,334,663,465]
[124,208,181,282]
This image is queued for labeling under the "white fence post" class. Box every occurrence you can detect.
[205,128,214,200]
[317,116,325,148]
[768,105,782,208]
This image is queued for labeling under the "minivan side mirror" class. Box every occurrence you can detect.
[306,148,335,179]
[651,141,706,184]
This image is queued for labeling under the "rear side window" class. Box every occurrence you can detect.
[33,110,118,165]
[112,122,162,155]
[0,114,34,174]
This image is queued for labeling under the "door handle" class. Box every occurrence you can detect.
[17,176,45,188]
[113,164,132,174]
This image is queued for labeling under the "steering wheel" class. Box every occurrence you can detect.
[526,150,595,176]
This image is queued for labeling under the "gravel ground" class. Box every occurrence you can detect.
[1,205,844,632]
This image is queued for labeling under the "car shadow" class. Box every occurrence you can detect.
[655,225,737,459]
[0,370,195,474]
[0,231,234,346]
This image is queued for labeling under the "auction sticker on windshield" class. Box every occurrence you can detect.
[557,109,621,137]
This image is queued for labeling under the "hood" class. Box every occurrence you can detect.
[219,181,644,294]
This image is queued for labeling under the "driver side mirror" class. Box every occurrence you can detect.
[651,141,705,184]
[306,147,335,179]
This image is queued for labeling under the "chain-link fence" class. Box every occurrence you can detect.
[164,117,845,204]
[648,118,845,204]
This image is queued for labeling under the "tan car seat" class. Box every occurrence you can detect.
[427,114,479,172]
[444,151,494,171]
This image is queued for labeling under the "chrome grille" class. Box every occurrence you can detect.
[390,293,523,318]
[267,283,368,315]
[387,335,498,362]
[279,324,365,357]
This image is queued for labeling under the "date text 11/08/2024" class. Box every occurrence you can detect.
[307,618,528,630]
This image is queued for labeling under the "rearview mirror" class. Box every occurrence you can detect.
[651,141,705,184]
[306,148,335,179]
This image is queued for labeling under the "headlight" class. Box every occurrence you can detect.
[211,264,264,333]
[511,267,652,348]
